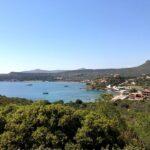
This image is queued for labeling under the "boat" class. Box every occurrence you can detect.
[27,84,33,86]
[64,85,69,87]
[43,92,49,95]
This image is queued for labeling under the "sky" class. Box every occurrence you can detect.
[0,0,150,73]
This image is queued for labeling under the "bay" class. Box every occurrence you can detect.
[0,81,104,102]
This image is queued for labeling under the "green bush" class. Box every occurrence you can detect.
[0,97,147,149]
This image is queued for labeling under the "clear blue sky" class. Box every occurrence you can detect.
[0,0,150,73]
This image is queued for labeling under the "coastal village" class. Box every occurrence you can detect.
[84,74,150,101]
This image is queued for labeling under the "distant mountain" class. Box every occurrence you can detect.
[52,60,150,81]
[21,68,87,73]
[0,60,149,81]
[77,68,87,70]
[135,60,150,72]
[21,69,65,74]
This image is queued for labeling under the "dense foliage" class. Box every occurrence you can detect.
[0,95,33,106]
[135,78,150,88]
[0,95,149,149]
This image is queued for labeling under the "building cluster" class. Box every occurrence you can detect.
[112,87,150,101]
[83,73,150,101]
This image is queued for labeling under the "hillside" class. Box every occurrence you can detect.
[21,69,65,74]
[53,60,150,80]
[0,60,149,81]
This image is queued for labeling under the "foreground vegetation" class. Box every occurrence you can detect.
[0,95,149,149]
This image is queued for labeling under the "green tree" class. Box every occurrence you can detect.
[76,111,125,149]
[97,93,113,102]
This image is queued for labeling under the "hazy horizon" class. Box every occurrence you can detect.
[0,0,150,73]
[0,60,149,74]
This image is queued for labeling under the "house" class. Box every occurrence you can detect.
[129,92,143,100]
[112,95,128,101]
[114,74,120,78]
[56,77,63,80]
[131,82,136,85]
[142,89,150,99]
[106,85,111,89]
[146,76,150,79]
[112,86,119,91]
[120,90,129,95]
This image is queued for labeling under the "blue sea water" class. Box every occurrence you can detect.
[0,81,103,102]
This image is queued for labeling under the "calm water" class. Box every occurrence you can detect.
[0,81,103,102]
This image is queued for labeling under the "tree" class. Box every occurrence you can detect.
[76,111,125,149]
[96,93,113,102]
[0,117,5,134]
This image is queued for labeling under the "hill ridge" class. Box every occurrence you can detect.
[0,60,149,81]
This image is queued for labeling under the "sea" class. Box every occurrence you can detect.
[0,81,104,102]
